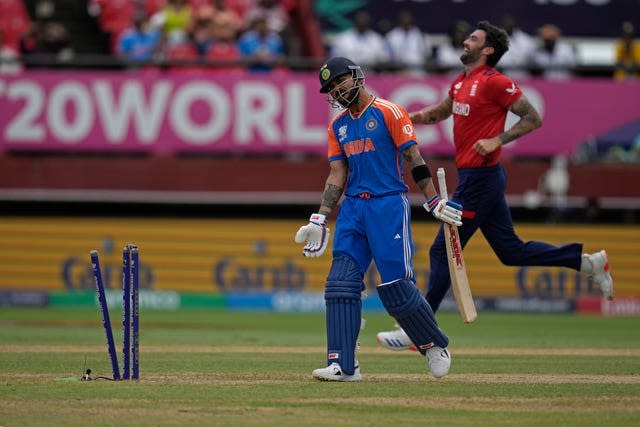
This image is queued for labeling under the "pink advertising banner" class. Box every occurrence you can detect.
[1,70,638,156]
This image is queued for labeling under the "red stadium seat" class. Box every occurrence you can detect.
[165,41,201,72]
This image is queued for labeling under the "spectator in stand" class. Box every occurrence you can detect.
[211,0,242,34]
[435,20,470,74]
[206,2,242,71]
[613,21,640,80]
[191,4,216,55]
[237,13,284,72]
[144,0,167,17]
[243,0,288,33]
[87,0,137,53]
[330,10,390,71]
[0,30,22,74]
[117,14,162,64]
[530,23,576,79]
[150,0,193,46]
[385,9,431,75]
[224,0,253,24]
[243,0,299,55]
[0,0,31,53]
[498,13,535,78]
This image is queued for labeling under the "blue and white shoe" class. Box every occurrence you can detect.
[312,362,362,382]
[376,326,417,351]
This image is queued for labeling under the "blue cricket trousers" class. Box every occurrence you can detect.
[333,192,415,284]
[426,164,583,311]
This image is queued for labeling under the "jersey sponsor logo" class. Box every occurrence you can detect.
[394,233,401,239]
[402,124,414,135]
[338,125,348,142]
[343,138,375,157]
[506,82,517,94]
[453,81,463,96]
[452,101,470,116]
[366,119,378,131]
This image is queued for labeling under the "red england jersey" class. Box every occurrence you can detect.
[448,65,522,168]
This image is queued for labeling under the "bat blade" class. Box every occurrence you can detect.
[437,168,477,323]
[443,224,477,323]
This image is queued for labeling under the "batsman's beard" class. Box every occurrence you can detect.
[330,84,362,109]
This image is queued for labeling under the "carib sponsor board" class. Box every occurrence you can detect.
[0,218,636,298]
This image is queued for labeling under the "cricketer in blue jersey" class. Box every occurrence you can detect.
[294,57,463,381]
[376,21,614,352]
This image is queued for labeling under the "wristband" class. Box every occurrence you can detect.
[411,164,431,183]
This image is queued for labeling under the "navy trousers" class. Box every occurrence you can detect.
[426,164,583,311]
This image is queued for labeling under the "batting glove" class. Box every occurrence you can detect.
[424,195,463,227]
[295,213,330,257]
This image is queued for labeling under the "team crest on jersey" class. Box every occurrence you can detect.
[366,119,377,131]
[338,125,348,142]
[470,80,479,97]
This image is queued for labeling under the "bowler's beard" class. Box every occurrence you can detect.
[460,48,481,65]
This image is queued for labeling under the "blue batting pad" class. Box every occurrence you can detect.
[324,255,363,375]
[377,279,448,353]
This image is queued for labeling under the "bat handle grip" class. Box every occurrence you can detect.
[437,167,448,199]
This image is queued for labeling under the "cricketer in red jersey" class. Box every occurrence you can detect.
[376,21,614,352]
[448,64,522,168]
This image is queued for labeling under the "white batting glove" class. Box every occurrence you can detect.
[424,195,463,227]
[294,213,330,257]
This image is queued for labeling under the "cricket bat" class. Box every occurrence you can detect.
[437,167,477,323]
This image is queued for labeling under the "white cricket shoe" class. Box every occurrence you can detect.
[312,362,362,382]
[587,250,614,300]
[376,326,417,351]
[426,346,451,378]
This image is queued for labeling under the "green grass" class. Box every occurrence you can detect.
[1,308,639,426]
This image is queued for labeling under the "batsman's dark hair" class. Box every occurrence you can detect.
[477,21,509,67]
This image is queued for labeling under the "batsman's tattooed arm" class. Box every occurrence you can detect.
[319,159,347,216]
[402,145,431,190]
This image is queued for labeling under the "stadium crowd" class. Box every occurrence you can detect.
[0,0,638,78]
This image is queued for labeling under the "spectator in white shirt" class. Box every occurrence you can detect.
[330,10,390,71]
[0,30,22,74]
[385,9,431,75]
[499,13,535,78]
[435,20,469,74]
[531,24,577,79]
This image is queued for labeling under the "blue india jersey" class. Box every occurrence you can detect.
[327,97,417,197]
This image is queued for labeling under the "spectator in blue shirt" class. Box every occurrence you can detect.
[237,14,284,72]
[117,15,162,64]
